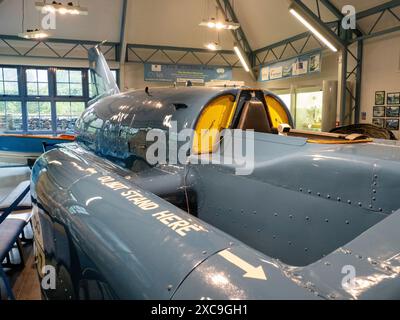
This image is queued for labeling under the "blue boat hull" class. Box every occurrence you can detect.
[0,134,75,158]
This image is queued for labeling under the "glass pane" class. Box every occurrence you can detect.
[56,69,69,82]
[0,69,3,81]
[37,70,48,82]
[57,83,70,96]
[57,102,71,116]
[71,102,85,116]
[0,101,22,131]
[27,82,38,96]
[70,83,83,96]
[0,101,5,131]
[56,102,70,131]
[38,82,49,95]
[27,101,52,131]
[69,70,82,83]
[4,101,23,131]
[111,70,117,80]
[4,81,19,95]
[3,68,18,81]
[56,102,85,132]
[27,102,39,115]
[295,91,323,131]
[0,83,4,95]
[26,69,37,82]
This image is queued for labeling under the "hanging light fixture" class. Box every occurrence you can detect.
[18,0,50,39]
[199,18,240,30]
[35,1,89,16]
[19,29,50,39]
[199,3,240,30]
[204,42,222,51]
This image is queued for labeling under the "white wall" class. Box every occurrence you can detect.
[360,32,400,139]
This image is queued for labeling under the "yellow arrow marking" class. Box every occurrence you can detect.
[218,250,267,281]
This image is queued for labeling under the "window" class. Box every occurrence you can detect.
[89,69,117,98]
[56,69,83,96]
[0,101,23,131]
[27,101,52,131]
[295,91,323,131]
[26,69,49,96]
[0,65,98,135]
[56,101,85,132]
[0,67,19,95]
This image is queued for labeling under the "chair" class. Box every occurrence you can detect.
[0,182,31,300]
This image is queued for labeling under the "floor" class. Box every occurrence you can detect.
[8,243,41,300]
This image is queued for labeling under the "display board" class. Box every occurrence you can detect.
[258,50,322,82]
[144,63,233,83]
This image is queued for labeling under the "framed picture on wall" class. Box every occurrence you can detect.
[375,91,385,105]
[373,106,385,117]
[387,92,400,105]
[386,119,400,131]
[386,106,400,117]
[372,118,384,128]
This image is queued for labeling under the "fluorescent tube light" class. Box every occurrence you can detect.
[234,46,250,72]
[289,8,337,52]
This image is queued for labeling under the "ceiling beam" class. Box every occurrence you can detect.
[356,0,400,20]
[0,34,119,46]
[215,0,256,80]
[127,43,235,55]
[319,0,363,37]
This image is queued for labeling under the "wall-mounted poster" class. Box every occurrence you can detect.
[292,61,308,76]
[373,106,385,117]
[258,50,321,82]
[372,118,384,128]
[386,106,400,117]
[261,67,270,81]
[361,112,367,121]
[144,63,233,83]
[269,66,283,80]
[386,119,400,131]
[309,54,321,73]
[387,92,400,105]
[375,91,385,105]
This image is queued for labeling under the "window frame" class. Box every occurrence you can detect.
[0,67,20,97]
[55,68,84,97]
[0,64,119,135]
[25,67,50,97]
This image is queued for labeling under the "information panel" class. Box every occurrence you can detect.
[144,63,233,83]
[258,50,322,82]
